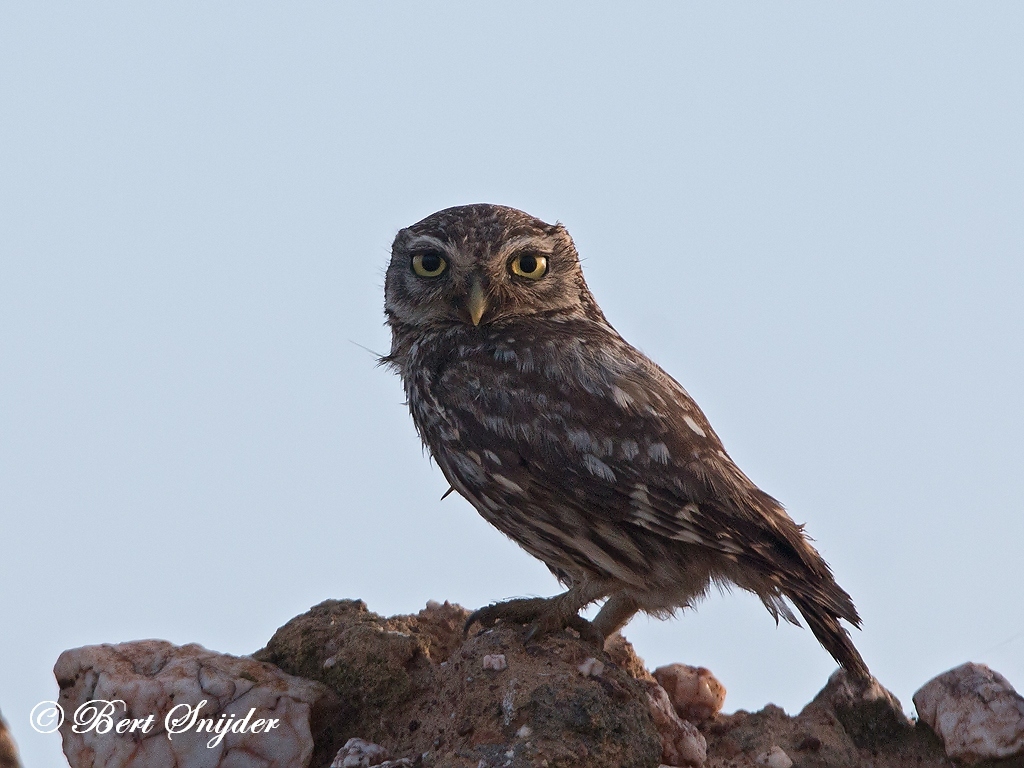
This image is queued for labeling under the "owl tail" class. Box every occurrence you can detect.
[788,587,871,682]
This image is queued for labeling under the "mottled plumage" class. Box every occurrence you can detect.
[384,203,869,680]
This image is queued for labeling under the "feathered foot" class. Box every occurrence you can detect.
[591,593,640,640]
[465,593,603,646]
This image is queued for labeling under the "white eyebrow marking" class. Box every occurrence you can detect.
[403,234,460,261]
[495,235,554,261]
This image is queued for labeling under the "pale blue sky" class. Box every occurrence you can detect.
[2,4,1022,766]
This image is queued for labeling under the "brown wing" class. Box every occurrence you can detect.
[425,322,868,678]
[430,325,818,577]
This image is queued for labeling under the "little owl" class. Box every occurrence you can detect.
[384,203,869,680]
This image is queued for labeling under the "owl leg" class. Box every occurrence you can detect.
[591,593,640,640]
[465,584,605,645]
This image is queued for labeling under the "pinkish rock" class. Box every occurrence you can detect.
[652,664,726,722]
[331,737,389,767]
[913,662,1024,764]
[328,736,417,767]
[645,680,707,767]
[54,640,340,768]
[481,654,507,672]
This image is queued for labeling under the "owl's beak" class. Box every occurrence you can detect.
[466,277,488,326]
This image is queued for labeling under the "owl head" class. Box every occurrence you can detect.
[385,204,603,331]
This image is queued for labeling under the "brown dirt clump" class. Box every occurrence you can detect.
[255,599,661,768]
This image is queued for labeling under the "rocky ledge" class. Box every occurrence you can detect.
[49,598,1024,768]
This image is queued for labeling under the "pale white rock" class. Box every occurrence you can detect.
[501,683,517,726]
[577,658,605,677]
[913,662,1024,764]
[482,654,507,671]
[331,737,389,767]
[645,681,707,767]
[755,745,793,768]
[55,639,334,768]
[652,664,726,722]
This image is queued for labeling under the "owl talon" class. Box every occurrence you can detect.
[465,596,602,646]
[567,615,605,647]
[464,597,551,635]
[526,615,603,646]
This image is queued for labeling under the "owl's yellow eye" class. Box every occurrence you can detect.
[411,251,447,277]
[509,252,548,280]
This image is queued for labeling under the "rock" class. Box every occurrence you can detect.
[60,598,1002,768]
[652,664,726,722]
[913,662,1024,764]
[54,640,342,768]
[254,598,462,744]
[331,737,389,767]
[482,654,507,672]
[0,710,21,768]
[704,678,951,768]
[257,599,662,768]
[604,633,655,683]
[813,668,913,747]
[645,680,707,767]
[754,744,793,768]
